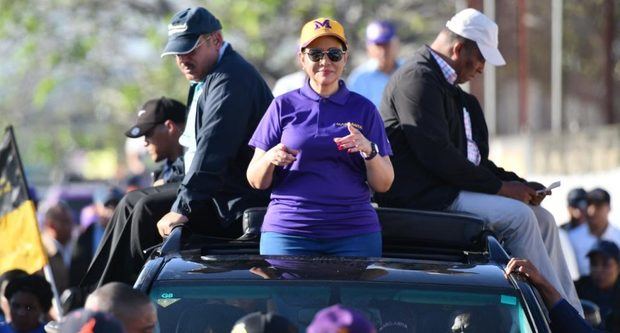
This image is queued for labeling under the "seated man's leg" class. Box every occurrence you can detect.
[447,191,571,307]
[530,205,583,315]
[83,183,178,287]
[80,188,153,288]
[129,184,179,266]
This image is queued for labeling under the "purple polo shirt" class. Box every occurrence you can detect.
[249,80,392,238]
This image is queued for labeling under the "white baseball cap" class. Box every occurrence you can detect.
[445,8,506,66]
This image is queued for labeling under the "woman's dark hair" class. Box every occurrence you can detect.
[4,275,53,313]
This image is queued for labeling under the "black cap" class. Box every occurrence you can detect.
[567,188,587,208]
[231,312,297,333]
[161,7,222,57]
[125,97,186,138]
[60,309,125,333]
[587,240,620,262]
[586,188,611,205]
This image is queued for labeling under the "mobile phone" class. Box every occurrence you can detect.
[536,181,561,195]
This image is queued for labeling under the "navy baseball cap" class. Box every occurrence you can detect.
[567,188,587,208]
[587,240,620,262]
[161,7,222,57]
[125,97,186,138]
[366,20,396,44]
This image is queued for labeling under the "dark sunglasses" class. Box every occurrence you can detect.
[304,47,345,62]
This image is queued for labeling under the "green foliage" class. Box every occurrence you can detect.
[33,78,57,109]
[0,0,617,183]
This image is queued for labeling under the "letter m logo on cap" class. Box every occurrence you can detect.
[314,19,332,30]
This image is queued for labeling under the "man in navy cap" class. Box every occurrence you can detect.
[347,20,400,108]
[156,6,272,237]
[562,187,588,231]
[575,240,620,330]
[80,7,272,288]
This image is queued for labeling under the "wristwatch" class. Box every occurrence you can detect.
[361,142,378,160]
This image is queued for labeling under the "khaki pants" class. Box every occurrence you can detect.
[448,191,583,316]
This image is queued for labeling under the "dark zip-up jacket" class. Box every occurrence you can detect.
[171,45,272,222]
[376,46,523,210]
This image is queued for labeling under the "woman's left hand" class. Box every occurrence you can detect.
[334,123,372,155]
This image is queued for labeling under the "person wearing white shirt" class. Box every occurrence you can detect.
[569,188,620,276]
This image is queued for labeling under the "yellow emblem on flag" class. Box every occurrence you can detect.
[0,126,48,275]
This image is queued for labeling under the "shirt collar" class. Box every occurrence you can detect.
[217,41,229,63]
[299,79,350,105]
[428,46,458,85]
[189,42,230,86]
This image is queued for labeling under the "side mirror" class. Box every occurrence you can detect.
[580,299,602,328]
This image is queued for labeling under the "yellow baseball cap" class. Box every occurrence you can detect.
[299,18,347,51]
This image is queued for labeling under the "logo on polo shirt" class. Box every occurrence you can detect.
[336,122,363,130]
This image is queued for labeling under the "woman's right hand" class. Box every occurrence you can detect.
[267,143,299,167]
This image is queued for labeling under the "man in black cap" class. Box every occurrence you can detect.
[575,240,620,331]
[79,98,187,288]
[561,187,588,231]
[124,97,186,185]
[81,7,272,288]
[569,188,620,276]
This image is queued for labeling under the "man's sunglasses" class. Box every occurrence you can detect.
[304,48,346,62]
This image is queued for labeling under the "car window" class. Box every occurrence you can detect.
[150,281,534,333]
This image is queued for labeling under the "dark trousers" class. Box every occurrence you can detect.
[80,183,242,289]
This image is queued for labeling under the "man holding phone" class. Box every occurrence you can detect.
[376,8,581,314]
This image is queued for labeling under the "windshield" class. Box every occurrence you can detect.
[150,280,534,333]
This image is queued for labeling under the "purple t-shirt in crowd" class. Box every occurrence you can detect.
[248,79,392,238]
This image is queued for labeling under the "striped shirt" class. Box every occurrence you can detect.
[428,47,481,165]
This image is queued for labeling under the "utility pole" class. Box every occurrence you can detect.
[551,0,563,133]
[483,0,497,135]
[517,0,529,132]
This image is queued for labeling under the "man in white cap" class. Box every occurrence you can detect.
[376,8,582,314]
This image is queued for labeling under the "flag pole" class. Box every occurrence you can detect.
[6,126,64,319]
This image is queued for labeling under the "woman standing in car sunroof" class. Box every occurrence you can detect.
[247,17,394,257]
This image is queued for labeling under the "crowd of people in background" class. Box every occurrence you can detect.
[2,5,619,333]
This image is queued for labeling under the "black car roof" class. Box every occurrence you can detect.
[150,254,516,291]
